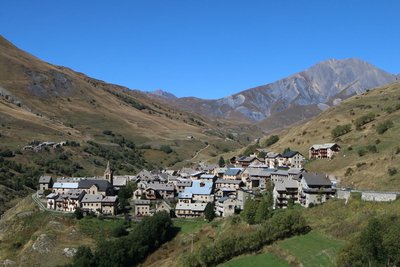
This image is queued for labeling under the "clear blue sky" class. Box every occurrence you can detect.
[1,0,399,99]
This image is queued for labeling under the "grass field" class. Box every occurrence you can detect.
[218,253,290,267]
[173,218,207,234]
[278,231,344,267]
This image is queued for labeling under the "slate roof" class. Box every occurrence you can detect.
[200,174,217,179]
[288,168,304,175]
[79,179,113,192]
[266,152,281,158]
[81,194,103,203]
[301,173,332,186]
[310,143,339,150]
[274,179,299,191]
[237,156,256,162]
[216,179,242,184]
[134,199,151,205]
[224,168,243,176]
[53,182,79,189]
[281,151,300,158]
[39,176,52,184]
[113,176,128,187]
[147,182,175,191]
[102,196,118,203]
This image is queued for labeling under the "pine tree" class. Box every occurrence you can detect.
[204,202,215,222]
[218,156,225,167]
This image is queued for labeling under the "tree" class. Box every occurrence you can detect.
[74,207,83,220]
[204,202,215,222]
[71,246,95,267]
[264,135,279,147]
[218,156,225,167]
[118,182,136,212]
[241,199,259,225]
[283,147,291,154]
[255,198,270,223]
[360,218,385,265]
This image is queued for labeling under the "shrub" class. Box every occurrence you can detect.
[354,112,375,129]
[388,167,397,176]
[264,135,279,147]
[331,124,352,138]
[160,145,173,154]
[358,148,367,157]
[376,120,394,134]
[102,130,114,136]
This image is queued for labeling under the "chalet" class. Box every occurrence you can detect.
[214,187,236,200]
[297,173,335,207]
[146,182,175,199]
[309,143,341,160]
[175,202,207,218]
[38,176,54,192]
[223,168,243,180]
[235,156,262,168]
[215,197,236,217]
[288,168,305,179]
[236,188,256,210]
[280,151,305,168]
[199,174,217,183]
[270,170,289,182]
[265,152,282,168]
[215,179,244,190]
[81,194,103,215]
[213,167,227,178]
[134,199,151,216]
[178,192,193,203]
[184,181,214,203]
[273,179,299,209]
[242,168,272,189]
[101,196,118,215]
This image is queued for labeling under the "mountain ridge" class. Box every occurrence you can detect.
[148,58,395,128]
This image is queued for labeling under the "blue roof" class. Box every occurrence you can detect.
[184,180,213,195]
[53,182,79,189]
[224,168,242,176]
[178,192,193,198]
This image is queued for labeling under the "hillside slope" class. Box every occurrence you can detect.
[264,81,400,190]
[0,35,262,213]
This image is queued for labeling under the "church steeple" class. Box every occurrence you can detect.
[104,161,113,184]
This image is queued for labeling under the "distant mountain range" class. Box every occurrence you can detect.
[148,58,396,129]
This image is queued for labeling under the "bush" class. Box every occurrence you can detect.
[358,148,367,157]
[331,124,352,138]
[388,167,397,176]
[102,130,114,136]
[354,113,375,129]
[160,145,173,154]
[376,120,394,134]
[264,135,279,147]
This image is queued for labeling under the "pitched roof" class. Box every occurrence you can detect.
[216,179,243,184]
[102,196,118,203]
[178,192,193,199]
[184,181,213,195]
[281,151,300,158]
[200,174,217,179]
[79,179,113,192]
[134,199,151,205]
[288,168,304,175]
[237,156,257,162]
[266,152,281,158]
[39,175,52,184]
[301,173,332,186]
[224,168,243,176]
[310,143,340,150]
[146,182,175,191]
[81,194,103,203]
[53,182,79,189]
[274,179,299,191]
[217,196,235,203]
[113,176,128,187]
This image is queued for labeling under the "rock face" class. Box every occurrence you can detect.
[31,234,54,254]
[156,58,395,126]
[63,247,77,258]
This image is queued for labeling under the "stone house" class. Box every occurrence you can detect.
[133,199,151,216]
[215,197,236,217]
[297,173,335,207]
[280,151,305,168]
[38,176,54,192]
[175,202,207,218]
[272,179,299,209]
[223,168,244,180]
[215,179,243,190]
[81,194,103,215]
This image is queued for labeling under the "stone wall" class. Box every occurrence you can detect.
[361,192,397,202]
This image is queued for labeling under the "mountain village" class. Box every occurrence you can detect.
[36,143,345,219]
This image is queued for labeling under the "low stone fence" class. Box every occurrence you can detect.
[361,192,397,202]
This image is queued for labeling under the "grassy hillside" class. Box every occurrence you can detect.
[263,82,400,190]
[0,35,263,212]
